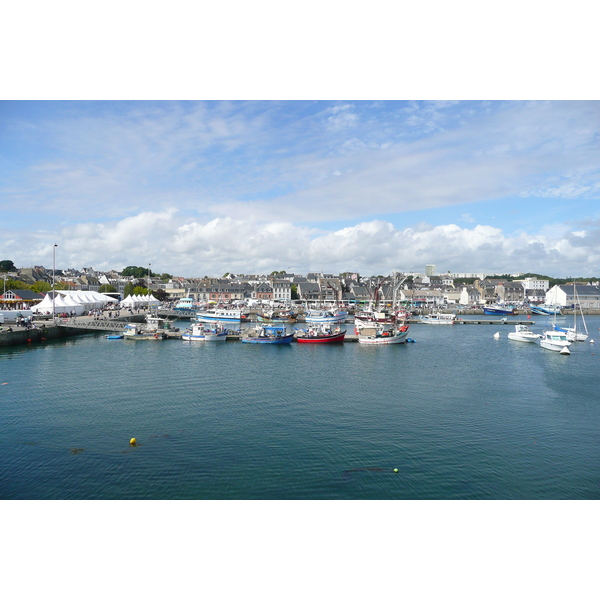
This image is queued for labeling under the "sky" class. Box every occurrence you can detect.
[2,99,599,278]
[1,4,599,280]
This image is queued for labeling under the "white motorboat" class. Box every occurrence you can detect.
[507,324,541,343]
[182,322,227,342]
[539,330,571,353]
[420,313,456,324]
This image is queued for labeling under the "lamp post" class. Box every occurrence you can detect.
[52,244,57,324]
[148,263,151,310]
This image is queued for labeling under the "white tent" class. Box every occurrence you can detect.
[31,293,72,314]
[147,294,160,306]
[121,295,137,307]
[30,293,55,314]
[62,294,85,315]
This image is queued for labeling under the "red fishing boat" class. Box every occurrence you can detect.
[295,324,346,343]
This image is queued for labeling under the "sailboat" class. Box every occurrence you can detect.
[553,284,589,342]
[541,300,571,353]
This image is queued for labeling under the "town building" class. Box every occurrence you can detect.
[546,284,600,308]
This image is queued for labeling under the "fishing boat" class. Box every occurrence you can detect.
[105,334,124,340]
[531,304,562,316]
[182,322,227,342]
[123,323,166,340]
[295,323,346,343]
[356,321,410,345]
[303,309,348,324]
[507,324,541,343]
[146,314,177,331]
[256,309,297,323]
[354,310,396,325]
[483,304,516,315]
[420,313,457,324]
[174,298,196,311]
[539,330,571,354]
[196,308,250,324]
[242,324,294,344]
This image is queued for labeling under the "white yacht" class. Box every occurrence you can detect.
[507,324,541,343]
[539,330,571,354]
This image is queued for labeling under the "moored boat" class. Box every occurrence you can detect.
[539,330,571,353]
[257,309,297,323]
[304,309,348,324]
[123,323,166,340]
[553,285,589,341]
[531,304,562,316]
[295,323,346,343]
[174,298,196,311]
[354,310,396,326]
[484,304,516,315]
[182,322,227,342]
[242,324,294,344]
[196,308,249,323]
[507,324,541,343]
[356,321,410,344]
[420,313,457,324]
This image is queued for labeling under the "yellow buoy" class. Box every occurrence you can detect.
[393,468,399,473]
[130,438,137,446]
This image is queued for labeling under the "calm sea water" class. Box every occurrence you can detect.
[1,315,599,499]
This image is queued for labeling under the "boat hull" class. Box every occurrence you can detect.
[507,325,541,342]
[358,331,409,345]
[540,331,571,352]
[182,333,227,341]
[420,314,456,324]
[304,311,348,324]
[296,332,346,343]
[507,333,539,342]
[531,306,562,315]
[540,340,571,353]
[241,334,294,344]
[484,307,516,315]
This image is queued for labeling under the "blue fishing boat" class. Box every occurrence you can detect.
[242,324,294,344]
[483,304,516,315]
[531,304,562,316]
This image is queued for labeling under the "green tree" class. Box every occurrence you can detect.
[121,266,154,279]
[99,284,117,293]
[0,260,16,272]
[133,286,149,296]
[4,278,31,290]
[154,289,169,301]
[291,284,299,300]
[31,281,52,293]
[123,282,135,297]
[160,273,172,281]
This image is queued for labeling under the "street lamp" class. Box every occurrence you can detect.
[148,263,151,309]
[52,244,58,324]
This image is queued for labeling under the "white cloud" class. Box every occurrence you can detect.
[3,212,600,277]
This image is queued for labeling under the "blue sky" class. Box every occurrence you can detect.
[1,99,599,277]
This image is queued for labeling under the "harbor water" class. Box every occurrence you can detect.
[1,315,599,499]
